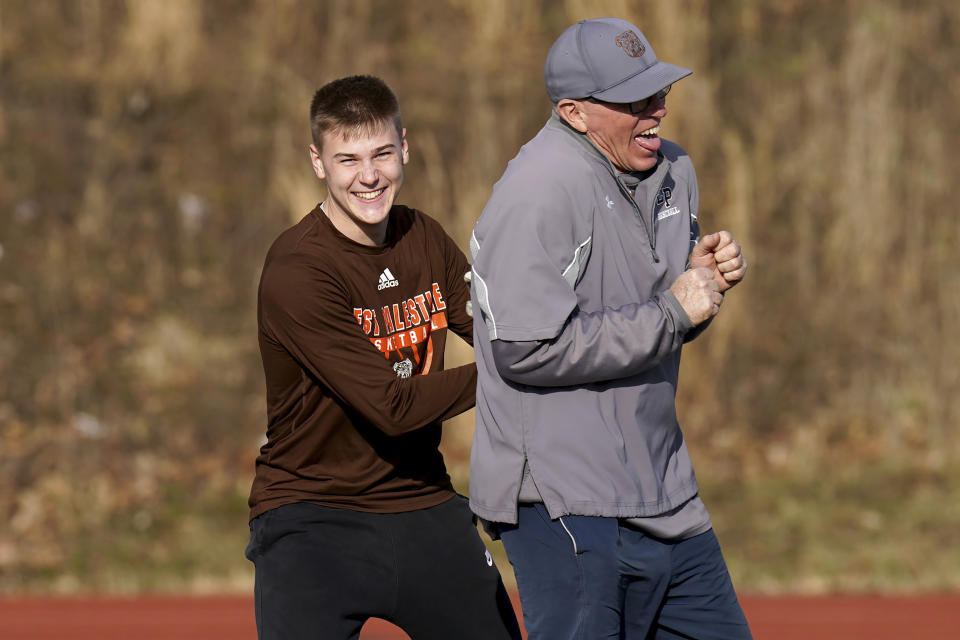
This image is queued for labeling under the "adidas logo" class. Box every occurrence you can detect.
[377,267,399,290]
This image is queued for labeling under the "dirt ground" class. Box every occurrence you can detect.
[1,594,958,639]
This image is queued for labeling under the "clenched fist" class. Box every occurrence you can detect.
[669,267,723,325]
[689,230,747,292]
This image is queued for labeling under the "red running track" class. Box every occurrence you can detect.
[1,594,958,639]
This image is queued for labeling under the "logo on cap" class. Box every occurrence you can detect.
[615,30,646,58]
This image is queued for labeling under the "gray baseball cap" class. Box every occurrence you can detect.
[545,18,692,104]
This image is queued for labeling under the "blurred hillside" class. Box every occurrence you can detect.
[1,0,958,594]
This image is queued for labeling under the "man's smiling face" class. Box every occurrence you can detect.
[578,92,668,173]
[310,121,408,246]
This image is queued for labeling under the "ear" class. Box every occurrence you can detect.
[309,144,325,180]
[555,99,589,133]
[400,128,409,165]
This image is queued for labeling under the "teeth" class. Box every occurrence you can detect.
[638,125,660,136]
[354,188,385,200]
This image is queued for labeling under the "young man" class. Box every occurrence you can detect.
[246,75,520,640]
[469,18,752,640]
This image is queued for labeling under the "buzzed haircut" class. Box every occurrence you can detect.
[310,75,403,149]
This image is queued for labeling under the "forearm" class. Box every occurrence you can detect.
[373,363,477,435]
[491,292,692,387]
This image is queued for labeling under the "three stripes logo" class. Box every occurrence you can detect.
[377,267,399,290]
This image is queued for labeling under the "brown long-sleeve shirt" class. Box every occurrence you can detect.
[248,204,476,519]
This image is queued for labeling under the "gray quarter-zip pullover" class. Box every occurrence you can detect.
[469,112,708,526]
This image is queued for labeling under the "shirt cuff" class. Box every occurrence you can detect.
[660,289,695,334]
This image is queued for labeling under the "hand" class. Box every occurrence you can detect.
[669,267,723,325]
[464,270,473,318]
[689,231,747,292]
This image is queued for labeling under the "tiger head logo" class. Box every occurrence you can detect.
[393,358,414,379]
[615,30,646,58]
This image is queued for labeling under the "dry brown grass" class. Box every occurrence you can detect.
[0,0,957,594]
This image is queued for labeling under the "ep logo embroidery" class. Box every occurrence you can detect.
[656,185,680,221]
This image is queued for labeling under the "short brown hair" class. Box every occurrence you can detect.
[309,75,403,149]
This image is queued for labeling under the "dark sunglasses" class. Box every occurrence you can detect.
[589,85,672,115]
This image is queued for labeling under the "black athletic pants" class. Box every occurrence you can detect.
[245,496,522,640]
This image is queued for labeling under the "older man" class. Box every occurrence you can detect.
[469,18,752,639]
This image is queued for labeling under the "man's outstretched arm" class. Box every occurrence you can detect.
[261,255,476,436]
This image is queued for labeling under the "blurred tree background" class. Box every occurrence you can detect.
[1,0,958,595]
